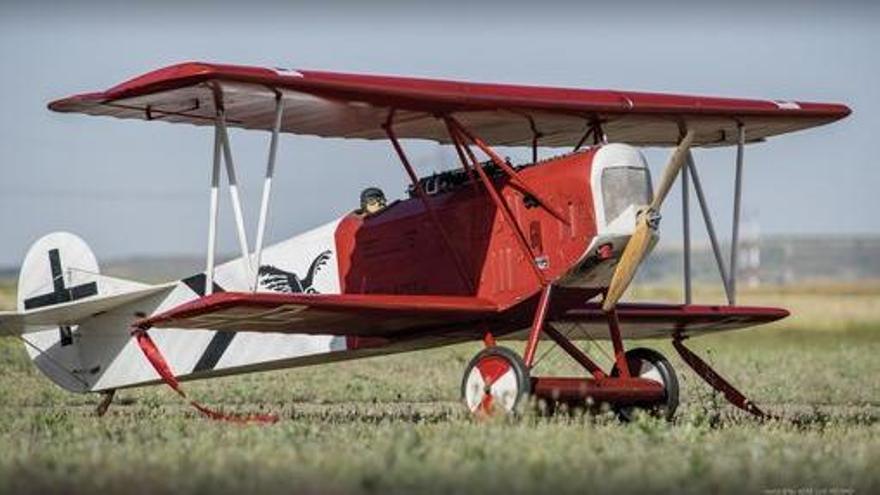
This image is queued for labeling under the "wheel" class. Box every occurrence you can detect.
[461,346,531,416]
[611,347,679,422]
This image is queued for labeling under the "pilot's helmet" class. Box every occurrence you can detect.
[360,187,387,213]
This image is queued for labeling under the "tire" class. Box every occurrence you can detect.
[461,346,531,416]
[611,347,679,422]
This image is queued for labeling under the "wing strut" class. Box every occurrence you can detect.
[680,123,748,305]
[686,151,732,303]
[729,123,746,304]
[205,119,222,294]
[216,108,255,286]
[252,91,285,290]
[447,117,569,226]
[573,119,604,151]
[384,112,474,294]
[446,120,547,285]
[204,86,286,293]
[450,131,478,187]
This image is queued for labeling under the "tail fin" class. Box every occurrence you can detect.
[16,232,154,312]
[1,232,171,392]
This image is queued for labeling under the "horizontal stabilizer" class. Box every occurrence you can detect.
[0,283,174,336]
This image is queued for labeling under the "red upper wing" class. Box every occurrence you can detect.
[48,62,850,148]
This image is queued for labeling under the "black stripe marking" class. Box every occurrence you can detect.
[180,273,225,298]
[192,332,236,373]
[50,249,64,292]
[180,273,236,373]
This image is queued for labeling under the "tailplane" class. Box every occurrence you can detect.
[1,232,171,391]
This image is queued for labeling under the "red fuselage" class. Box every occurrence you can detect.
[334,149,600,308]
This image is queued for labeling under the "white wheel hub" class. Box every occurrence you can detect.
[631,359,664,384]
[463,355,521,415]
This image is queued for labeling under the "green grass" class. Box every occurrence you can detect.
[0,283,878,494]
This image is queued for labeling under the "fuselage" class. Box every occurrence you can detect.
[332,143,652,306]
[217,142,654,304]
[25,144,654,393]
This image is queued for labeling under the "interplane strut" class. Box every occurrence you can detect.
[205,87,286,293]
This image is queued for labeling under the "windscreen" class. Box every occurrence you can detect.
[601,166,651,222]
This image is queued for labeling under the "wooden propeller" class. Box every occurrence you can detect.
[602,129,696,312]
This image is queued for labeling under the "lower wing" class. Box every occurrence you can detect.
[134,289,787,341]
[540,287,788,340]
[135,292,500,336]
[545,302,788,340]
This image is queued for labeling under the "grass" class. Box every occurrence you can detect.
[0,282,878,494]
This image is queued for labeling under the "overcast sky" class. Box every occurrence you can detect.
[0,1,877,268]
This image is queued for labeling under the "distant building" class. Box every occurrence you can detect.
[640,234,880,286]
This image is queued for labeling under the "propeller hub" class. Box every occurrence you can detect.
[642,208,661,230]
[602,129,694,313]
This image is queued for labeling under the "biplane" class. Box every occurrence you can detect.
[0,62,850,421]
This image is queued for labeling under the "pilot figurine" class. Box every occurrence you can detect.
[359,187,387,215]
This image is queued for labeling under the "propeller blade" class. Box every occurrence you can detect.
[650,129,696,211]
[602,130,695,312]
[602,213,654,311]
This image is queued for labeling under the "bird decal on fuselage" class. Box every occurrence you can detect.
[257,250,332,294]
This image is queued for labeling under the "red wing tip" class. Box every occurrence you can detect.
[47,93,99,112]
[47,61,222,112]
[808,102,852,120]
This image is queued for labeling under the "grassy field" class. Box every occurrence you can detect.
[0,282,878,494]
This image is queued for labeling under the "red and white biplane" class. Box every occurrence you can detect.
[0,63,850,421]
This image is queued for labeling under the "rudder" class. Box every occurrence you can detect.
[15,232,161,392]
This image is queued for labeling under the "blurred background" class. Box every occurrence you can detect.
[0,0,877,288]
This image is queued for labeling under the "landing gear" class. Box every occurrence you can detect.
[460,288,680,422]
[611,348,679,422]
[461,346,530,416]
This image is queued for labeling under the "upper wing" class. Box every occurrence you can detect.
[48,62,850,148]
[135,292,500,337]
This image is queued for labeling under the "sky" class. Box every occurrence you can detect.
[0,1,877,269]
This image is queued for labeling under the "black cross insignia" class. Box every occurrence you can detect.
[23,249,98,311]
